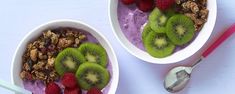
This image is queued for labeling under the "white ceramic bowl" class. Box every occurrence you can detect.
[109,0,217,64]
[11,19,119,94]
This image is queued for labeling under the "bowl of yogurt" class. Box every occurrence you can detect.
[109,0,217,64]
[11,19,119,94]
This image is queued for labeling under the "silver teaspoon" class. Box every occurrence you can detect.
[164,24,235,93]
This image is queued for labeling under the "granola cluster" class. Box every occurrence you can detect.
[20,27,87,84]
[176,0,209,31]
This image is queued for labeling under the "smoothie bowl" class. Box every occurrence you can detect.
[11,20,119,94]
[109,0,217,64]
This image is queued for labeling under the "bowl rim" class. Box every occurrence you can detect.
[109,0,217,64]
[11,19,119,94]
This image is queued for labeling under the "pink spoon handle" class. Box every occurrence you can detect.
[202,24,235,58]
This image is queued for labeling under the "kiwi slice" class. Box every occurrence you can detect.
[144,31,175,58]
[164,9,177,17]
[166,14,195,45]
[55,48,85,76]
[78,42,107,67]
[149,8,168,33]
[142,23,154,42]
[76,62,110,90]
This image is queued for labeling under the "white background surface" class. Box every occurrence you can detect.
[0,0,235,94]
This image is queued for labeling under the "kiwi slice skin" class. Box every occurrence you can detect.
[76,62,110,90]
[149,8,168,33]
[144,31,175,58]
[55,48,85,76]
[166,14,195,45]
[142,23,154,43]
[78,42,107,67]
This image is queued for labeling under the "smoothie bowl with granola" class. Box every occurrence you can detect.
[109,0,217,64]
[11,20,119,94]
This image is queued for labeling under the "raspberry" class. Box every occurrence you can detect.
[61,73,78,88]
[45,82,61,94]
[121,0,135,5]
[64,87,81,94]
[87,87,102,94]
[136,0,154,12]
[156,0,175,10]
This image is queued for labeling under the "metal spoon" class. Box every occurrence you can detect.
[164,24,235,93]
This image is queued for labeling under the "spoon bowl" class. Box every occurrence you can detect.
[164,66,192,93]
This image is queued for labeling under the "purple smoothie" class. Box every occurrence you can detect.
[117,1,199,53]
[23,29,113,94]
[118,1,148,51]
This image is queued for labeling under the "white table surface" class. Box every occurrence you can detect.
[1,0,235,94]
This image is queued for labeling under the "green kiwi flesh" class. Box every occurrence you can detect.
[55,48,85,76]
[142,23,154,43]
[76,62,110,90]
[78,42,108,67]
[166,14,195,45]
[149,8,168,33]
[144,31,175,58]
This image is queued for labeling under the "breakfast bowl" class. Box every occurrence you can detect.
[109,0,217,64]
[11,19,119,94]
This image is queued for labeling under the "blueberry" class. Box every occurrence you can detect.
[27,59,33,71]
[44,38,51,47]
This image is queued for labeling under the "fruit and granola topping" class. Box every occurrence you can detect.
[118,0,209,58]
[20,27,110,94]
[176,0,209,31]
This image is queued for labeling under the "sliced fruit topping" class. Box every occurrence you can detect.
[87,87,103,94]
[64,87,82,94]
[144,32,175,58]
[121,0,135,5]
[45,82,61,94]
[156,0,175,11]
[76,62,110,90]
[78,43,108,67]
[61,73,78,88]
[166,14,195,45]
[149,8,168,33]
[55,48,85,76]
[136,0,154,12]
[142,22,154,43]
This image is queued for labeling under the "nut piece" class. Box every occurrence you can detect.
[79,35,86,40]
[23,63,31,71]
[20,71,27,79]
[73,38,80,47]
[182,1,199,13]
[38,52,47,60]
[200,9,209,19]
[33,61,45,70]
[30,49,38,62]
[51,33,59,45]
[47,57,55,67]
[57,38,74,48]
[43,30,53,38]
[20,71,32,80]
